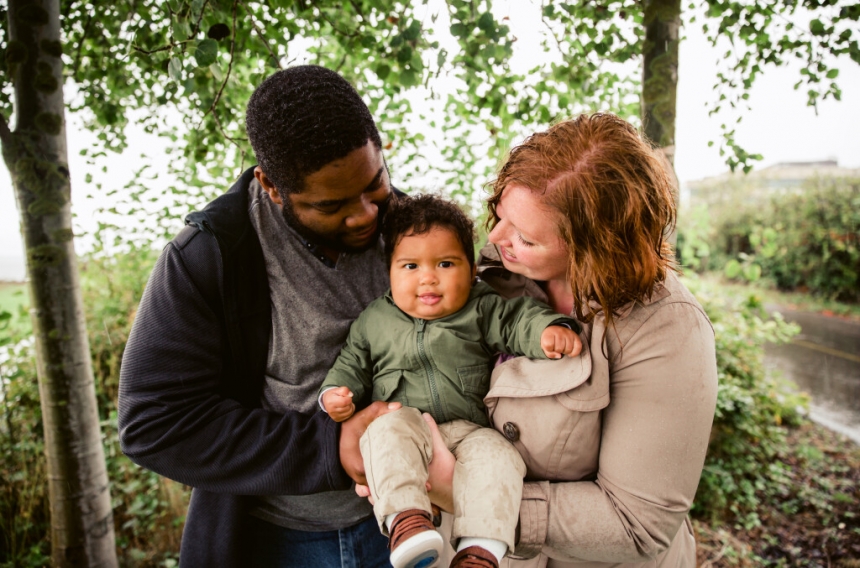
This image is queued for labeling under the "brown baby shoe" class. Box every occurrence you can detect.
[389,509,444,568]
[449,545,499,568]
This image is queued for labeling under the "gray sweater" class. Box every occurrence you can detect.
[246,180,390,531]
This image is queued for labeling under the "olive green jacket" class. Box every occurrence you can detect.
[320,281,574,427]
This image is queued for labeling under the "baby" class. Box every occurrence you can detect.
[319,194,582,568]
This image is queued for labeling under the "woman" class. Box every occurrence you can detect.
[355,113,718,567]
[479,112,719,567]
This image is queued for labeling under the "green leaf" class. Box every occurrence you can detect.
[399,68,419,87]
[168,57,183,83]
[194,39,218,67]
[809,19,825,35]
[826,68,839,79]
[403,20,421,41]
[209,62,224,82]
[172,20,192,42]
[478,12,494,34]
[725,259,742,279]
[375,63,391,80]
[397,45,413,64]
[450,23,467,37]
[742,264,761,282]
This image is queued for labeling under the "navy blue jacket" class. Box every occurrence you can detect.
[118,167,353,566]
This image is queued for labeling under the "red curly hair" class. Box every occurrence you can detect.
[487,113,677,329]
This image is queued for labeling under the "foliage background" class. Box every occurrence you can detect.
[677,177,860,303]
[2,0,860,564]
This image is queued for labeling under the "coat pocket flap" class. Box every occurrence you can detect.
[457,364,490,394]
[485,338,609,413]
[372,371,405,401]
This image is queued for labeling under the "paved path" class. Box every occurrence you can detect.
[765,306,860,445]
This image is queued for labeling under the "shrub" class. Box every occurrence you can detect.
[0,246,187,567]
[681,177,860,302]
[686,275,806,528]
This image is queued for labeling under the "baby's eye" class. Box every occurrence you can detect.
[438,261,454,268]
[517,234,535,247]
[404,263,418,270]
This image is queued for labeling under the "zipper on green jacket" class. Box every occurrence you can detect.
[416,319,444,422]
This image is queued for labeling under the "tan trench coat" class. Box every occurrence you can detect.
[438,245,718,567]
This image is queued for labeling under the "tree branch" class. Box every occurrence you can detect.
[196,0,246,148]
[133,40,193,55]
[191,0,210,36]
[0,113,12,148]
[240,1,282,68]
[311,1,362,38]
[72,11,94,79]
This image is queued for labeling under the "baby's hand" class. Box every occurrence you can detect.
[540,325,582,359]
[322,386,355,422]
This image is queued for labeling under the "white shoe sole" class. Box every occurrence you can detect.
[390,529,445,568]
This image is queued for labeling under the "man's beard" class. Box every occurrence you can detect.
[281,196,390,255]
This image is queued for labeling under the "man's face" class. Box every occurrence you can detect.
[258,140,392,256]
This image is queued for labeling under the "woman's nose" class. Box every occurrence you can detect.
[487,220,508,245]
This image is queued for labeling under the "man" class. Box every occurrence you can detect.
[119,65,401,567]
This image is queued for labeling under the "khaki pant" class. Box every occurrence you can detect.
[360,407,527,550]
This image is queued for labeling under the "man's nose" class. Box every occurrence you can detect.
[345,194,377,228]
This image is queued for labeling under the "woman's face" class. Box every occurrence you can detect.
[487,184,570,282]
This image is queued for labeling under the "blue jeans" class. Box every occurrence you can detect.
[247,515,391,567]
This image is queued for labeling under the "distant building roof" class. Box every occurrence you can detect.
[688,160,860,190]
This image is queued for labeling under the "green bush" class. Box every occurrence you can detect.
[681,177,860,302]
[686,276,805,528]
[0,246,187,567]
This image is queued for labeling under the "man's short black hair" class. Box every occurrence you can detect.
[383,194,476,268]
[246,65,383,194]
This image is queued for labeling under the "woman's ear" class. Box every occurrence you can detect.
[255,166,283,205]
[471,263,478,284]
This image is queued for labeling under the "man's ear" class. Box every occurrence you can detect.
[255,166,282,205]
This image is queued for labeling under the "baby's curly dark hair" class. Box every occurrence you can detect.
[383,194,476,268]
[245,65,382,195]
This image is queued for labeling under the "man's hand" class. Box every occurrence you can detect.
[322,386,356,422]
[540,325,582,359]
[339,401,402,485]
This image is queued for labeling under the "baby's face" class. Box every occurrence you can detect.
[390,226,476,320]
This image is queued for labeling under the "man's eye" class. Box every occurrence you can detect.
[439,261,454,268]
[315,203,342,214]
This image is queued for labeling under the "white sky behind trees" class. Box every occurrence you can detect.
[1,3,858,281]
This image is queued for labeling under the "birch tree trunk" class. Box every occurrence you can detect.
[0,0,118,565]
[642,0,681,244]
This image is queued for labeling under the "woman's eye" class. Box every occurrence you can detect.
[517,234,535,247]
[439,261,454,268]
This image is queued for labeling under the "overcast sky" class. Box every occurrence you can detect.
[2,5,858,281]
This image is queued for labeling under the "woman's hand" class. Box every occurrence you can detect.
[354,412,456,513]
[339,401,401,485]
[422,413,455,513]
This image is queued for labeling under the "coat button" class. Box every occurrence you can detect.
[503,422,519,442]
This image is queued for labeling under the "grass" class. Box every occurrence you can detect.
[696,273,860,322]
